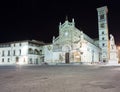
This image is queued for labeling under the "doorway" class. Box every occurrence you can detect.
[16,56,19,63]
[65,53,69,63]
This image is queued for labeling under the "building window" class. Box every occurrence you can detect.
[102,31,104,35]
[34,49,39,55]
[29,58,32,64]
[16,57,19,63]
[8,58,10,62]
[19,43,21,46]
[102,43,105,46]
[2,58,4,62]
[28,48,33,54]
[2,51,4,56]
[8,50,10,56]
[40,50,42,55]
[102,37,104,40]
[100,14,104,20]
[100,23,105,28]
[19,49,21,55]
[36,58,38,64]
[13,50,15,56]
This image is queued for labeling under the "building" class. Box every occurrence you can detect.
[0,40,44,65]
[44,6,118,64]
[0,6,118,65]
[44,19,100,64]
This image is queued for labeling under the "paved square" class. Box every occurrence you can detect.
[0,65,120,92]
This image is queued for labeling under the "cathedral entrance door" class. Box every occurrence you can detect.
[65,53,69,63]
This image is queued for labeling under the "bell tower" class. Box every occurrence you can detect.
[97,6,109,62]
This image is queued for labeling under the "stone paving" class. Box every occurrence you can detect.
[0,65,120,92]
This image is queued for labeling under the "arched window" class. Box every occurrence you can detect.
[34,49,39,55]
[28,48,33,54]
[40,50,42,55]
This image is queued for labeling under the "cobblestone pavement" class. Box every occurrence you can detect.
[0,65,120,92]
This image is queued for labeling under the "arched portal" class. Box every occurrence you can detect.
[62,45,71,63]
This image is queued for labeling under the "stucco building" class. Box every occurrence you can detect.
[0,40,44,65]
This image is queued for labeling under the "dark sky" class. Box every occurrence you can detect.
[0,0,120,44]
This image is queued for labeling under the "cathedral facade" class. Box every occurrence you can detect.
[44,6,118,64]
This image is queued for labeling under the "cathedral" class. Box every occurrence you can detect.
[0,6,118,65]
[44,6,118,64]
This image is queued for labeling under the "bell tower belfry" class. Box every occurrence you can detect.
[97,6,109,62]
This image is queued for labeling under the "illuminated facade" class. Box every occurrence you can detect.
[0,40,44,65]
[97,6,109,62]
[44,6,118,64]
[0,6,118,65]
[44,19,101,64]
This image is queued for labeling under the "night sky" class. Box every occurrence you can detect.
[0,0,120,44]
